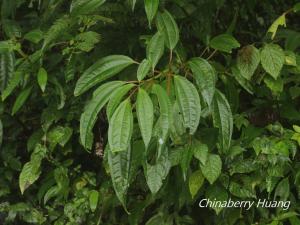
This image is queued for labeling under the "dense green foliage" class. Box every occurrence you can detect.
[1,0,300,224]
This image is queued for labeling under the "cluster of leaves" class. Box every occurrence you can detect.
[0,0,300,224]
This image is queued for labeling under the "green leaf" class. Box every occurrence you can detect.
[137,59,151,81]
[209,34,240,53]
[108,99,133,153]
[89,190,99,212]
[74,55,135,96]
[229,182,256,198]
[144,0,159,28]
[180,145,194,180]
[231,66,254,94]
[294,3,300,12]
[145,147,171,194]
[70,0,106,16]
[12,86,32,115]
[188,57,216,106]
[174,76,201,134]
[80,81,124,149]
[129,0,137,11]
[193,141,208,165]
[260,44,285,79]
[156,10,179,50]
[274,178,290,201]
[200,154,222,184]
[264,76,283,95]
[1,71,22,101]
[151,84,172,143]
[189,169,204,199]
[212,90,233,152]
[24,29,43,44]
[106,83,135,120]
[74,31,101,52]
[205,185,228,215]
[0,51,15,92]
[107,145,131,211]
[19,144,47,194]
[37,67,48,92]
[146,32,165,70]
[136,88,154,149]
[237,45,260,80]
[267,14,286,40]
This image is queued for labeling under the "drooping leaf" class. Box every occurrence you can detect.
[89,190,99,212]
[180,145,194,180]
[189,169,204,198]
[200,153,222,184]
[0,51,15,92]
[145,147,171,194]
[188,57,216,106]
[156,10,179,50]
[136,88,154,149]
[144,0,159,28]
[129,0,137,11]
[108,99,133,153]
[19,144,47,194]
[146,32,165,70]
[260,43,285,79]
[74,55,135,96]
[174,75,201,134]
[237,45,260,80]
[107,145,131,211]
[231,66,254,94]
[205,185,228,215]
[24,29,43,44]
[12,86,32,115]
[1,71,22,100]
[137,59,151,81]
[209,34,240,53]
[212,90,233,152]
[151,84,172,143]
[193,141,209,165]
[274,178,290,201]
[80,81,124,149]
[106,83,135,120]
[70,0,106,16]
[37,67,48,92]
[267,14,286,40]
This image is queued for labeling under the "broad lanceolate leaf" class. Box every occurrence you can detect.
[260,44,285,79]
[209,34,240,53]
[174,76,201,134]
[1,71,22,101]
[19,144,47,194]
[70,0,106,16]
[106,84,135,120]
[200,153,222,184]
[12,86,32,115]
[189,169,204,198]
[136,88,154,149]
[267,14,286,40]
[107,144,131,211]
[212,90,233,152]
[137,59,151,81]
[0,51,15,92]
[205,185,228,215]
[156,10,179,50]
[144,0,159,28]
[37,67,48,92]
[74,55,135,96]
[145,147,171,194]
[188,57,216,106]
[80,81,124,149]
[151,84,172,143]
[89,190,99,212]
[147,32,165,70]
[180,145,194,180]
[237,45,260,80]
[108,99,133,153]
